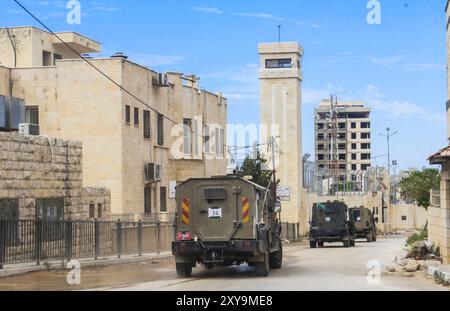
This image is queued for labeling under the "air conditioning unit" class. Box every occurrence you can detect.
[157,73,169,87]
[145,163,162,182]
[19,123,40,136]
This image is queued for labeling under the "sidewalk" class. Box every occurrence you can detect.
[425,262,450,284]
[0,251,173,278]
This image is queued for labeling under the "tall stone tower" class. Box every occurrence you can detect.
[258,42,304,224]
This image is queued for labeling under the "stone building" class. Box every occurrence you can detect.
[258,42,304,224]
[427,1,450,264]
[0,132,110,221]
[315,100,372,184]
[0,26,227,221]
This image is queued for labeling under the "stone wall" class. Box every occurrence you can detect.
[0,132,110,220]
[389,203,428,231]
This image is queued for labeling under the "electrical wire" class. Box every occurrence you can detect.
[13,0,240,150]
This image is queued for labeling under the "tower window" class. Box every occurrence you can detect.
[265,58,292,69]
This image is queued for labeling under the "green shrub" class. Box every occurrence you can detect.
[406,227,428,246]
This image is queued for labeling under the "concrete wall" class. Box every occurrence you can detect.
[0,132,111,220]
[389,203,428,231]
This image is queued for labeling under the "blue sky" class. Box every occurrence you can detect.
[2,0,448,170]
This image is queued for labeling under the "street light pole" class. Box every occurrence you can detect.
[379,128,398,176]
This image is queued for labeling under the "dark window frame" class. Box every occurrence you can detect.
[265,58,293,69]
[157,113,164,146]
[125,105,131,124]
[134,107,139,126]
[160,187,167,212]
[143,110,151,139]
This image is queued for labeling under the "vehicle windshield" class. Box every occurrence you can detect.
[352,209,361,221]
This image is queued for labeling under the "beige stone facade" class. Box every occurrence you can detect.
[0,26,227,221]
[0,132,111,220]
[258,42,304,224]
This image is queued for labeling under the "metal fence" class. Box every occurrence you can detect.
[0,219,175,269]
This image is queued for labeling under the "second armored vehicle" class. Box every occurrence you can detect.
[309,201,356,248]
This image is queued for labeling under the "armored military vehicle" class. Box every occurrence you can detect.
[172,176,283,278]
[309,201,356,248]
[349,207,377,242]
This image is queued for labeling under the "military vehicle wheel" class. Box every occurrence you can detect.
[269,243,283,269]
[255,251,270,277]
[372,233,377,242]
[317,241,324,248]
[176,263,193,278]
[350,239,355,247]
[343,239,350,248]
[367,234,373,243]
[309,241,317,248]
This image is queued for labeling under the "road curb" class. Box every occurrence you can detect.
[0,252,173,278]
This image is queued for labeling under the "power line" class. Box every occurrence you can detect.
[13,0,232,149]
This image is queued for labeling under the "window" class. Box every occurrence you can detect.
[89,204,95,219]
[317,133,324,140]
[215,128,220,155]
[352,143,357,150]
[325,205,335,215]
[36,198,65,242]
[361,133,371,139]
[183,118,192,155]
[352,164,357,171]
[160,187,167,212]
[125,105,131,124]
[26,106,39,125]
[220,128,225,157]
[42,50,52,66]
[351,133,357,140]
[265,58,292,69]
[361,164,371,170]
[194,119,199,156]
[352,154,357,160]
[339,164,346,170]
[338,123,346,129]
[361,122,371,129]
[337,133,346,140]
[361,143,371,150]
[317,144,324,151]
[351,122,356,129]
[144,185,152,214]
[97,204,103,219]
[361,153,371,160]
[352,209,361,222]
[36,198,64,221]
[53,53,62,65]
[317,123,324,130]
[318,154,324,161]
[204,125,211,153]
[0,199,19,246]
[134,107,139,126]
[338,144,346,150]
[143,110,151,139]
[401,216,407,221]
[339,154,346,161]
[157,113,164,146]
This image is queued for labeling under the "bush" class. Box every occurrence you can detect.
[406,227,428,246]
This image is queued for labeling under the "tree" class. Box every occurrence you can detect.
[398,168,440,209]
[237,152,272,188]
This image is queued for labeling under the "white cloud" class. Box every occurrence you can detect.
[368,55,407,66]
[368,100,445,123]
[130,54,187,67]
[193,7,224,14]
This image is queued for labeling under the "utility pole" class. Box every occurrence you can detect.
[268,136,279,199]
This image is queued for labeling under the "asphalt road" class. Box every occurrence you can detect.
[0,235,446,291]
[106,235,445,291]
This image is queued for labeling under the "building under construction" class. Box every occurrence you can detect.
[314,98,372,193]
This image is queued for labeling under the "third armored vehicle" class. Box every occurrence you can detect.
[172,176,283,278]
[349,207,377,242]
[309,201,356,248]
